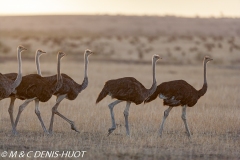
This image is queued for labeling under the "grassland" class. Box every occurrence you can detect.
[0,15,239,159]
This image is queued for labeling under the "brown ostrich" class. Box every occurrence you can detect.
[96,55,160,136]
[144,56,213,138]
[14,51,64,134]
[48,49,93,134]
[1,45,26,134]
[5,49,46,134]
[0,45,26,100]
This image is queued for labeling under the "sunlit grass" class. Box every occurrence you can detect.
[0,60,239,159]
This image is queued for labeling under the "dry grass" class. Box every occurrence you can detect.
[0,59,239,159]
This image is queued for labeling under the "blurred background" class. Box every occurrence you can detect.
[0,0,239,66]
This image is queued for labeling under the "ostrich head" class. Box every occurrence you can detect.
[204,56,213,63]
[18,45,27,52]
[85,49,93,57]
[153,54,161,62]
[36,49,46,56]
[58,51,66,59]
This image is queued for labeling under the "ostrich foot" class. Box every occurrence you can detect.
[48,130,53,135]
[70,122,80,133]
[107,127,116,136]
[44,131,50,135]
[159,133,163,138]
[11,130,18,136]
[185,132,192,139]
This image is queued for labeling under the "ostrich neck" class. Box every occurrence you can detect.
[203,61,207,84]
[55,55,63,91]
[11,49,22,89]
[198,60,208,97]
[35,53,41,76]
[146,60,157,98]
[78,54,89,92]
[84,54,89,78]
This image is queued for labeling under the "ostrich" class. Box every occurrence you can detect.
[14,51,65,134]
[5,49,46,134]
[144,56,213,138]
[1,45,26,134]
[96,55,160,136]
[48,49,93,134]
[6,51,65,135]
[0,45,26,100]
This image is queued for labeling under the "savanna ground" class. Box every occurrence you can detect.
[0,15,240,159]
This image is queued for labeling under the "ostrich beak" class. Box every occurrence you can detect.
[156,55,162,60]
[62,53,66,56]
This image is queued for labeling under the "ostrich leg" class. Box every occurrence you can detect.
[34,99,49,134]
[159,107,173,137]
[8,97,17,134]
[182,105,191,138]
[15,98,36,128]
[49,94,79,133]
[49,94,66,134]
[124,101,131,136]
[108,100,122,136]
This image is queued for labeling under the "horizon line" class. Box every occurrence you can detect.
[0,13,239,18]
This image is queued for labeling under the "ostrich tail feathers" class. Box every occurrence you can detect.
[96,88,108,104]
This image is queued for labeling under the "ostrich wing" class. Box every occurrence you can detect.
[106,77,146,104]
[0,73,15,98]
[145,80,198,106]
